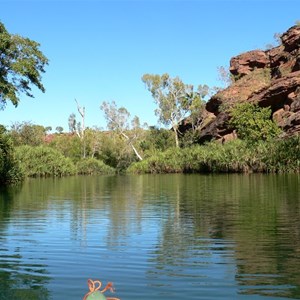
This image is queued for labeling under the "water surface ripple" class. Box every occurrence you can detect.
[0,174,300,299]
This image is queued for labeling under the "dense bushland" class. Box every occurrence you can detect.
[0,130,24,185]
[15,145,76,177]
[2,102,300,184]
[14,145,115,178]
[128,137,300,174]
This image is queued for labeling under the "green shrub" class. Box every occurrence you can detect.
[228,103,282,143]
[262,136,300,173]
[128,147,185,174]
[15,145,76,177]
[0,131,24,185]
[76,157,115,175]
[128,140,270,174]
[128,136,300,175]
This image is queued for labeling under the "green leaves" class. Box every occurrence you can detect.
[15,145,76,177]
[228,102,282,143]
[0,131,24,185]
[0,22,48,108]
[142,73,207,147]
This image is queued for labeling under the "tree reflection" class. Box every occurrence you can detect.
[144,174,300,298]
[1,174,300,299]
[0,185,51,300]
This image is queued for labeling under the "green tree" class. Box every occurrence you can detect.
[9,121,46,146]
[48,133,82,163]
[142,73,200,147]
[55,126,64,134]
[100,100,145,161]
[141,126,175,154]
[0,126,23,185]
[68,99,86,157]
[0,22,48,108]
[228,103,281,143]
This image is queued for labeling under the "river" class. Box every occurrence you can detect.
[0,174,300,300]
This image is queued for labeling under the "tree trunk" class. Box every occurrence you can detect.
[121,132,143,161]
[173,126,179,148]
[130,143,143,161]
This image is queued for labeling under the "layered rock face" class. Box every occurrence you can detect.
[196,25,300,143]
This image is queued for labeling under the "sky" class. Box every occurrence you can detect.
[0,0,299,132]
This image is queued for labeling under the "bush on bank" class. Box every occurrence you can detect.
[15,145,76,177]
[0,132,24,185]
[76,157,115,175]
[128,136,300,174]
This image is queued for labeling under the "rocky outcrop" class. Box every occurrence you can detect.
[194,25,300,143]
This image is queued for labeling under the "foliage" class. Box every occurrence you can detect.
[68,99,86,157]
[48,133,82,163]
[128,147,185,174]
[0,129,24,185]
[142,73,206,147]
[263,135,300,173]
[0,22,48,108]
[228,103,281,143]
[100,100,146,161]
[55,126,64,134]
[76,157,115,175]
[96,131,127,169]
[140,126,175,154]
[9,121,46,146]
[129,135,300,175]
[15,145,76,177]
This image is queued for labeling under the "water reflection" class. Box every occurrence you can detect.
[0,186,51,300]
[0,174,300,299]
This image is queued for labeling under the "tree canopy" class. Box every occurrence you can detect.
[100,100,145,161]
[142,73,206,147]
[0,22,48,108]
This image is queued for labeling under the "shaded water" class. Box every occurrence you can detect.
[1,174,300,299]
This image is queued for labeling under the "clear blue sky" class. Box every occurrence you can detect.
[0,0,299,131]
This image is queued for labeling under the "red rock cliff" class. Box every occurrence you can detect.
[194,25,300,143]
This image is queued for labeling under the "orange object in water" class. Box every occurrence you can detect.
[83,279,120,300]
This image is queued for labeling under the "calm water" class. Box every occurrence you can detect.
[0,174,300,300]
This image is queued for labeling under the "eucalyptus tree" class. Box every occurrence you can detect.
[68,99,86,157]
[0,22,48,108]
[55,126,64,134]
[142,73,205,147]
[100,100,145,161]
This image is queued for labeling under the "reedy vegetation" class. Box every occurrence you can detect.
[128,137,300,174]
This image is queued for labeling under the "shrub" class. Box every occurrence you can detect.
[262,135,300,173]
[228,103,282,143]
[128,136,300,175]
[15,145,76,177]
[128,147,185,174]
[0,131,24,185]
[76,158,115,175]
[128,140,269,174]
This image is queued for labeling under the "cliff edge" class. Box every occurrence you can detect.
[192,25,300,143]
